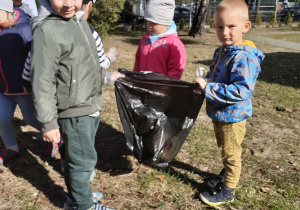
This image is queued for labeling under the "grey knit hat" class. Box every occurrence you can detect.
[0,0,13,13]
[144,0,175,26]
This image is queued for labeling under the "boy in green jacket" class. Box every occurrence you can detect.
[30,0,123,209]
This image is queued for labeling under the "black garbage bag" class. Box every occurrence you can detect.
[115,69,205,166]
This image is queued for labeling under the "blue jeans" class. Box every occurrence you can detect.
[0,94,41,148]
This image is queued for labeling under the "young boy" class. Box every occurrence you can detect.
[24,0,117,170]
[30,0,123,209]
[133,0,186,80]
[194,0,264,206]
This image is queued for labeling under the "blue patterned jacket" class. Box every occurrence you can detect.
[204,40,264,123]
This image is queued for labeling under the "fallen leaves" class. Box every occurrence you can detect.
[261,187,271,193]
[154,175,164,181]
[136,189,144,194]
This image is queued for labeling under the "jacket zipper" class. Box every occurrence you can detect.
[76,19,97,65]
[75,18,100,101]
[211,45,225,81]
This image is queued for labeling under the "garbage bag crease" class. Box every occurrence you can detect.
[115,69,205,166]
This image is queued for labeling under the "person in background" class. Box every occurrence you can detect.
[12,0,37,18]
[22,0,38,16]
[30,0,123,209]
[194,0,264,206]
[0,0,40,165]
[133,0,186,80]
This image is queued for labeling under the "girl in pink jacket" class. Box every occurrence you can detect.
[133,0,186,80]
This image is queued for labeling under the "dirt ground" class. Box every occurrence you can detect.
[0,27,299,210]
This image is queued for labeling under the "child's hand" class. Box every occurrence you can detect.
[104,71,125,87]
[42,129,61,143]
[110,71,125,85]
[194,77,207,92]
[106,47,119,62]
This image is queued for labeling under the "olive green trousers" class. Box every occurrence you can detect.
[59,115,100,210]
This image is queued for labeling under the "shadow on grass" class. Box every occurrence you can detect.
[120,37,141,46]
[180,38,205,45]
[3,118,65,208]
[193,51,300,89]
[259,52,300,88]
[156,160,215,198]
[94,121,132,176]
[2,118,132,208]
[109,30,145,38]
[192,59,212,66]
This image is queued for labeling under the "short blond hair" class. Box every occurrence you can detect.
[215,0,249,21]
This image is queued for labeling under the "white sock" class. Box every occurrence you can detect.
[8,145,19,153]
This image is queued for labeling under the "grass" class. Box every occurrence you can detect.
[0,27,299,209]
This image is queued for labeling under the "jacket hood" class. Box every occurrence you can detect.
[222,40,265,64]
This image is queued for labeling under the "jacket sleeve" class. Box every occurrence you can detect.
[167,38,186,80]
[91,27,111,70]
[132,42,141,72]
[205,51,260,105]
[30,27,60,132]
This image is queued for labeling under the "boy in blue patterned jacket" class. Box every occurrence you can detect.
[194,0,264,206]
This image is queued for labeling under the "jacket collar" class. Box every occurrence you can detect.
[148,21,177,44]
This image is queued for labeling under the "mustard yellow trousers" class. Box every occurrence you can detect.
[213,120,246,189]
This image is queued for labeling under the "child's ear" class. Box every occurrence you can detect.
[243,21,251,33]
[87,1,93,12]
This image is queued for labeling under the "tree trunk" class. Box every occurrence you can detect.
[256,0,260,15]
[188,0,210,37]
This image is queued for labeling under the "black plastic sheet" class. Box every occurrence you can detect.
[115,69,205,166]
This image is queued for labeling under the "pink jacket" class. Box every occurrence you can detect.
[133,33,186,80]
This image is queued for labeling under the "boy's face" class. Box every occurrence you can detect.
[214,9,251,46]
[50,0,82,19]
[146,21,168,36]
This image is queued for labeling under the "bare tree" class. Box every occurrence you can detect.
[188,0,210,37]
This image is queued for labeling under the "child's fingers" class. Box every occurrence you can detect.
[54,131,61,144]
[42,129,60,143]
[117,73,125,78]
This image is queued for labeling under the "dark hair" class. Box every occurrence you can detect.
[82,0,96,4]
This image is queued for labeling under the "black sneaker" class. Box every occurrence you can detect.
[200,183,234,206]
[207,168,225,188]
